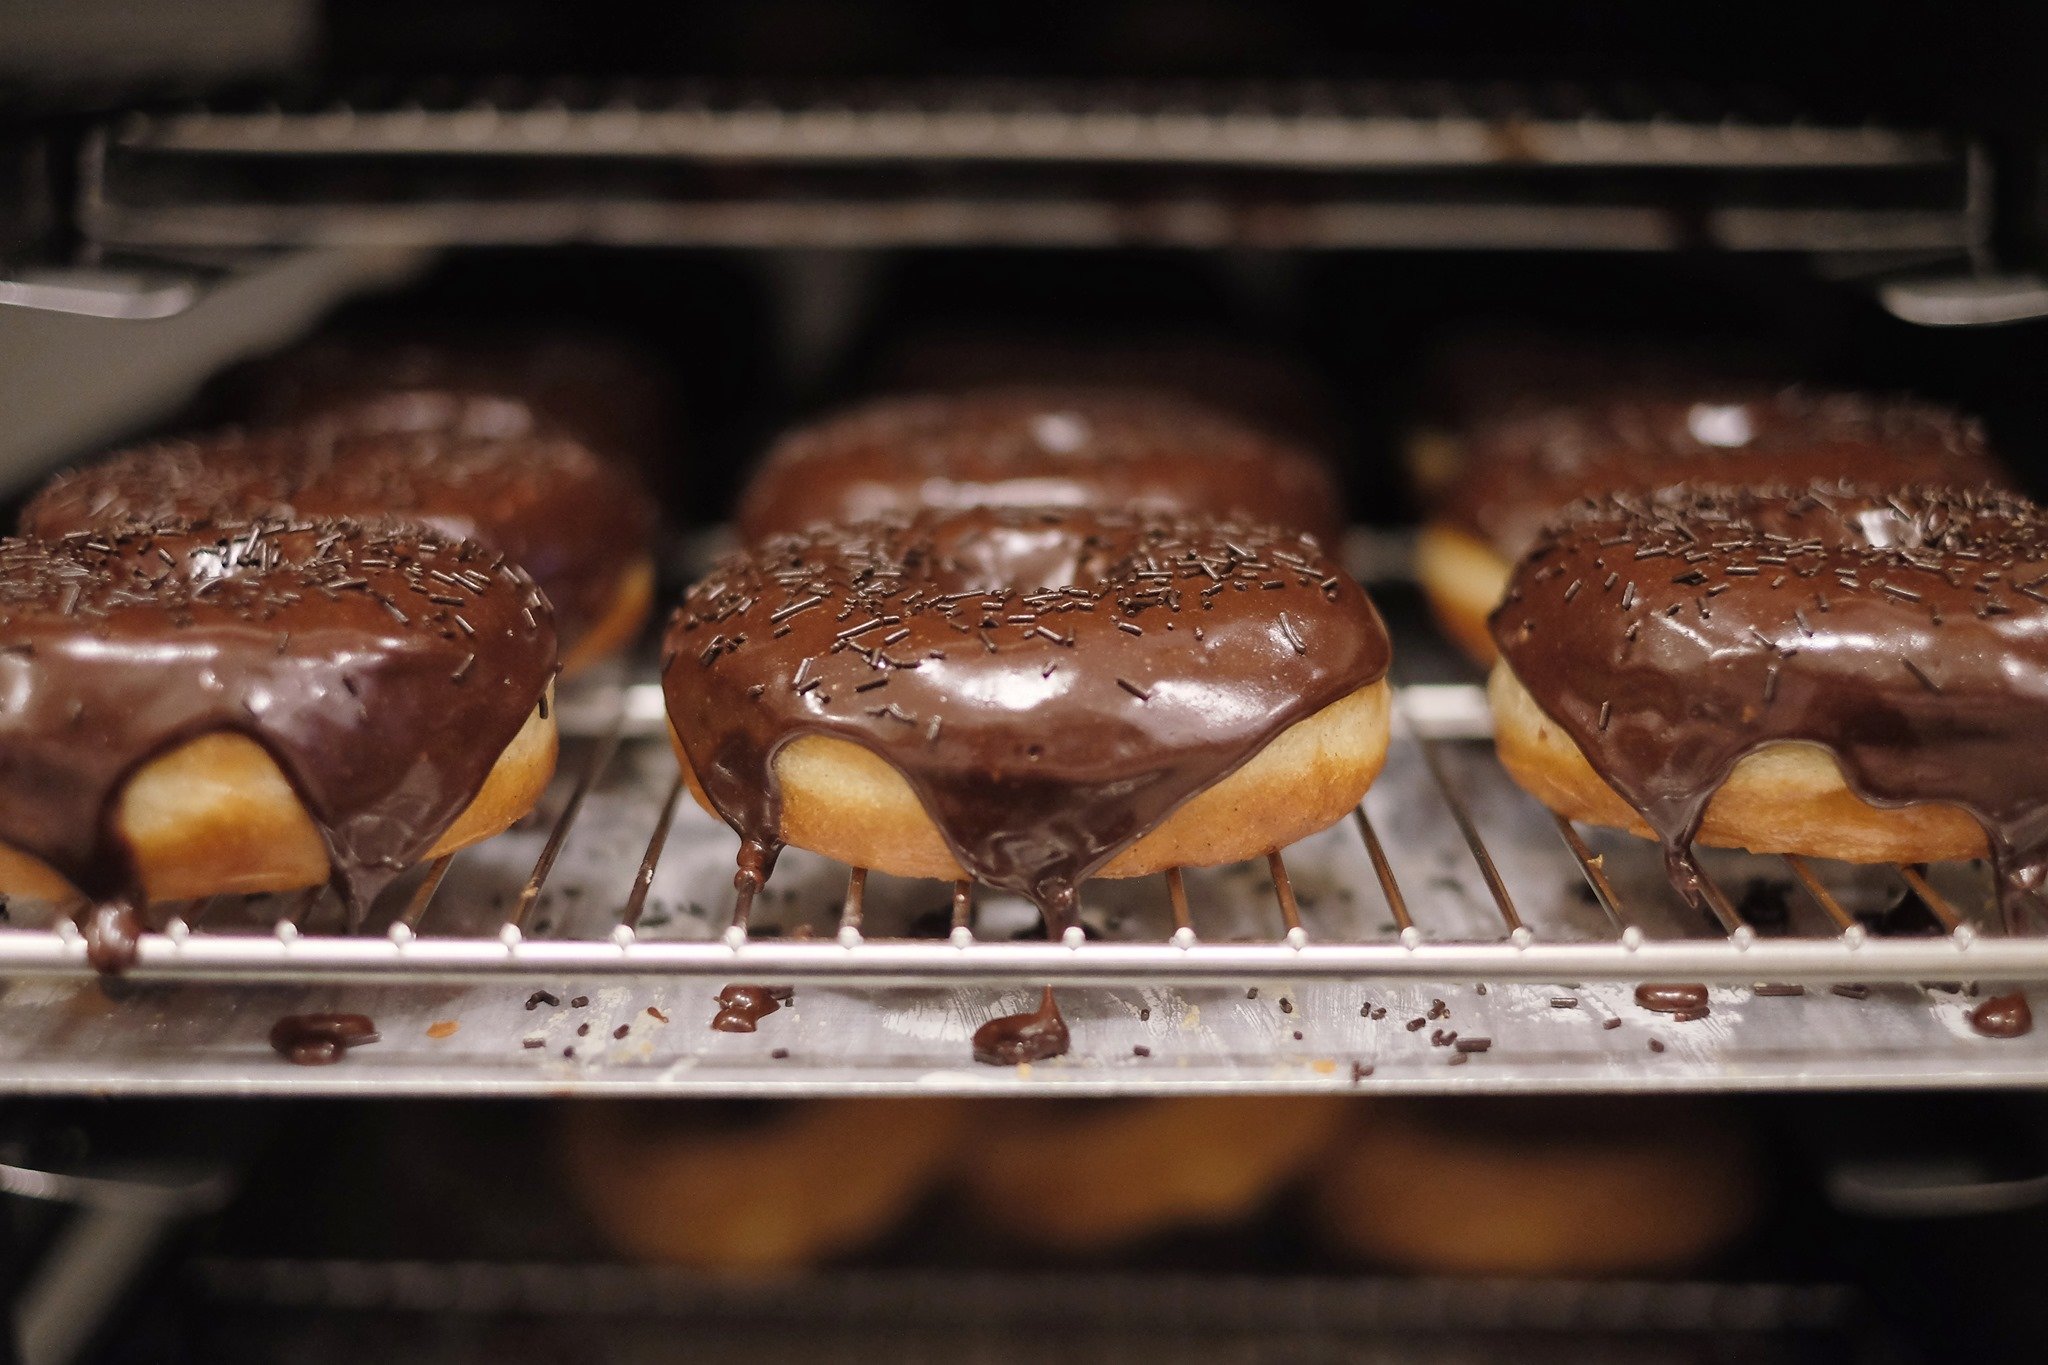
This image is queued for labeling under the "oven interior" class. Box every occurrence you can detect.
[5,4,2048,1361]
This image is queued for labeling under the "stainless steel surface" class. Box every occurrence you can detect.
[0,264,206,321]
[81,79,1975,254]
[0,245,427,489]
[1879,272,2048,326]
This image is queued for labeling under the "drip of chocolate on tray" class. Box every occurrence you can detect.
[270,1013,379,1065]
[664,507,1388,940]
[1492,485,2048,927]
[973,987,1071,1066]
[734,388,1344,547]
[0,521,555,971]
[1635,982,1712,1020]
[711,984,792,1033]
[1970,992,2033,1039]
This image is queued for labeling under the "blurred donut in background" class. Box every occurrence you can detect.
[558,1099,968,1276]
[953,1097,1348,1253]
[1311,1097,1759,1276]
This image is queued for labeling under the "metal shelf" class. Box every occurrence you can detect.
[108,79,1949,170]
[184,1260,1863,1365]
[77,78,1979,253]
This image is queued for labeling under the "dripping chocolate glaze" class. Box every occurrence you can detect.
[21,416,650,659]
[1491,483,2048,921]
[733,388,1345,547]
[1444,390,2001,560]
[663,507,1389,935]
[0,520,555,963]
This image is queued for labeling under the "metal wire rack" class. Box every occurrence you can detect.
[1,675,2041,989]
[187,1258,1864,1360]
[78,77,1978,253]
[102,77,1951,169]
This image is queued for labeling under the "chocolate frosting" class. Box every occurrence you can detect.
[22,420,649,658]
[220,333,675,472]
[663,507,1388,929]
[0,520,555,946]
[734,388,1345,547]
[874,329,1345,452]
[1444,390,1999,559]
[1491,483,2048,918]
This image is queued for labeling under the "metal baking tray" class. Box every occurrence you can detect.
[2,571,2047,1095]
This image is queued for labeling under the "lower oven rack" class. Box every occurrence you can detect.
[184,1259,1864,1365]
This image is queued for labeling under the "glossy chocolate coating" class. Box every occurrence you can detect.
[1635,983,1711,1016]
[735,388,1345,547]
[664,507,1388,930]
[1443,390,1999,559]
[0,520,554,949]
[23,420,648,658]
[270,1013,380,1065]
[222,333,675,472]
[1970,992,2033,1038]
[711,984,791,1033]
[875,328,1345,452]
[1492,483,2048,916]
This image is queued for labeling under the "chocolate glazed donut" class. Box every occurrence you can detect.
[1488,483,2048,924]
[735,388,1346,547]
[1418,390,2000,664]
[1442,390,1998,560]
[221,332,676,475]
[664,507,1392,1050]
[22,419,654,674]
[0,520,556,968]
